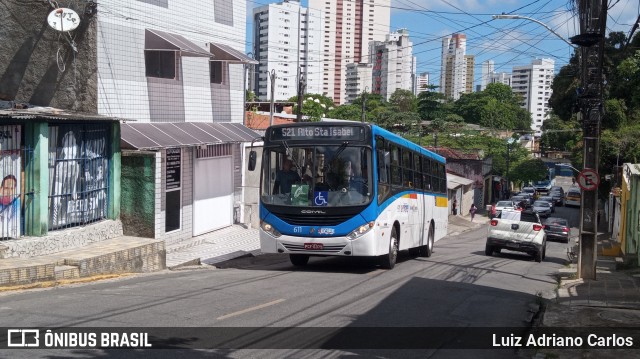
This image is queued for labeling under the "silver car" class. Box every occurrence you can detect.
[537,196,556,213]
[532,200,552,218]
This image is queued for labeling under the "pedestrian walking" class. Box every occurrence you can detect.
[490,203,497,219]
[452,198,458,215]
[469,203,477,221]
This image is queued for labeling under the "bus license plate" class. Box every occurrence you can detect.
[304,243,323,250]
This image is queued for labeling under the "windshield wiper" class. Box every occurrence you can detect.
[324,141,349,171]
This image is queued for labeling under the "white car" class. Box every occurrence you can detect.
[486,210,547,262]
[495,200,517,213]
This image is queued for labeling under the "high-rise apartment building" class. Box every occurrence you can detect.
[491,72,512,87]
[345,63,372,103]
[416,72,430,94]
[370,29,416,101]
[440,33,474,100]
[309,0,390,105]
[480,60,494,91]
[511,59,554,137]
[253,0,323,101]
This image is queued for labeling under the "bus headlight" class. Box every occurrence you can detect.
[260,220,281,238]
[347,222,374,240]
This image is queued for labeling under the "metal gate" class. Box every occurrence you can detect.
[0,125,25,239]
[48,124,110,230]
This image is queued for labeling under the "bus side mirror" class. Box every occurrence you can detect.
[248,151,257,171]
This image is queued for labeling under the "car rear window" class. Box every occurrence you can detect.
[545,218,568,226]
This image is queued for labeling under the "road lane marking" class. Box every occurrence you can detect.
[217,298,286,321]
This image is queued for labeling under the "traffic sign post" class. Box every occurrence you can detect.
[577,169,600,191]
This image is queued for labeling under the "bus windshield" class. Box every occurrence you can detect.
[261,144,372,207]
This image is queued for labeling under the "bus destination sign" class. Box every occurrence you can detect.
[271,126,364,141]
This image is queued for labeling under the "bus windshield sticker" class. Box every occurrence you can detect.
[314,191,328,206]
[271,126,363,141]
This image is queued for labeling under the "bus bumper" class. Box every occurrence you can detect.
[259,229,379,256]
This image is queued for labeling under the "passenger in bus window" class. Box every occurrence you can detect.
[273,159,300,194]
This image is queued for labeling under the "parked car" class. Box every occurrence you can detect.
[544,217,571,243]
[532,200,552,218]
[537,195,556,213]
[565,188,581,207]
[548,187,565,206]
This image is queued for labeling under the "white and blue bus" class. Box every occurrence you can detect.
[248,121,448,269]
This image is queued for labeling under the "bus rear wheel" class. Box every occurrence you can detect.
[380,227,398,269]
[419,225,434,257]
[290,254,310,266]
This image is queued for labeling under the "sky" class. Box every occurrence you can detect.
[245,0,639,89]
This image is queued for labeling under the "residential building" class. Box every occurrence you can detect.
[309,0,391,105]
[491,72,512,87]
[511,59,554,137]
[480,60,494,91]
[345,63,373,104]
[253,0,324,101]
[416,72,430,94]
[0,0,260,256]
[371,29,416,101]
[440,33,474,100]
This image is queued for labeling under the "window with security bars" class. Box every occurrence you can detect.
[48,124,110,230]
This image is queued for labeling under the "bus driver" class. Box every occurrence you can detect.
[274,159,301,194]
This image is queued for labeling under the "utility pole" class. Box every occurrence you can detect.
[360,88,367,123]
[296,67,306,122]
[571,0,608,280]
[269,70,276,126]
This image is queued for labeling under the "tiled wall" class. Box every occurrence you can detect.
[97,0,247,123]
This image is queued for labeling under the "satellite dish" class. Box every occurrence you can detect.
[47,8,81,32]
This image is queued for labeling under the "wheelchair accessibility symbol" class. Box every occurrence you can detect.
[314,191,328,206]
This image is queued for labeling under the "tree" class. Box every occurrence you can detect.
[509,158,549,186]
[288,93,335,122]
[388,89,417,113]
[327,104,361,121]
[417,85,446,121]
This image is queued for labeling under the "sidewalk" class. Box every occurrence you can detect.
[534,230,640,358]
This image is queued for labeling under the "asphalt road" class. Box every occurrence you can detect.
[2,207,580,358]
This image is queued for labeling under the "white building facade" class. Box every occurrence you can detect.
[480,60,494,91]
[440,33,474,100]
[345,63,373,104]
[416,72,430,94]
[309,0,390,105]
[370,29,416,101]
[491,72,512,86]
[253,0,324,101]
[511,59,554,137]
[97,0,259,243]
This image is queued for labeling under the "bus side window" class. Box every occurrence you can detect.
[402,149,413,188]
[414,154,423,190]
[431,161,439,193]
[423,158,431,190]
[390,144,402,186]
[439,164,446,194]
[376,136,388,183]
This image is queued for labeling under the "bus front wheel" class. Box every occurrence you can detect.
[380,227,398,269]
[290,254,310,266]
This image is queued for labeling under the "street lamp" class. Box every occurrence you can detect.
[492,14,578,49]
[505,137,515,198]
